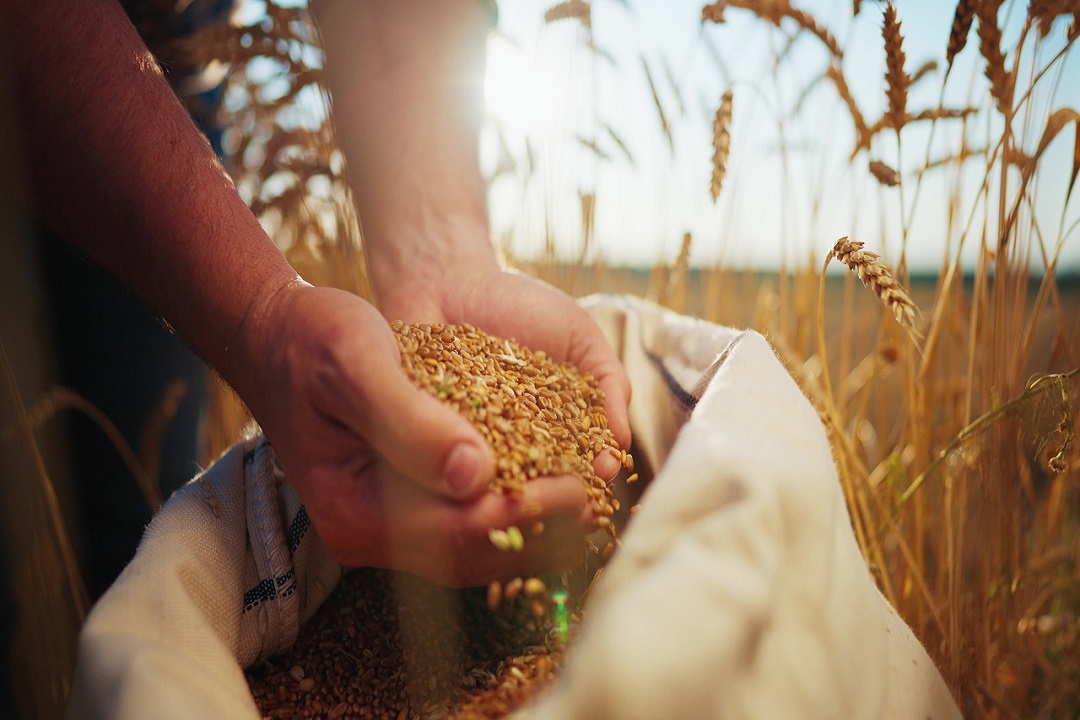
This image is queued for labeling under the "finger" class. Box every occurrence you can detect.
[592,447,621,482]
[322,337,495,500]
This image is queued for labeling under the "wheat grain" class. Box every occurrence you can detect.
[882,4,910,133]
[831,237,917,331]
[711,89,733,202]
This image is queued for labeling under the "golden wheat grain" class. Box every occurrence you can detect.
[946,0,977,67]
[869,160,901,187]
[711,89,733,202]
[882,4,910,133]
[831,237,917,331]
[976,1,1013,115]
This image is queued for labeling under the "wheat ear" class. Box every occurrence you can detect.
[711,89,733,201]
[882,4,910,133]
[831,237,917,332]
[946,0,977,67]
[976,1,1013,115]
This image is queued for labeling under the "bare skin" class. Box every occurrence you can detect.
[1,0,630,587]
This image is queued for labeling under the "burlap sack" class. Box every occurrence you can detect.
[67,295,960,719]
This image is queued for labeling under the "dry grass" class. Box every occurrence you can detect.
[698,3,1080,717]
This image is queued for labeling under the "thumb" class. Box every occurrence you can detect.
[351,349,495,500]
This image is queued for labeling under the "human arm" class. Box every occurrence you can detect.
[310,0,633,452]
[0,0,598,585]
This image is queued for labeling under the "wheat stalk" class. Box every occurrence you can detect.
[711,89,733,202]
[642,57,675,154]
[704,0,843,60]
[909,59,939,86]
[604,124,636,166]
[883,4,910,133]
[831,237,917,331]
[825,65,872,155]
[866,106,978,137]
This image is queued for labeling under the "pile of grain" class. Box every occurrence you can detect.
[248,323,635,719]
[247,569,571,720]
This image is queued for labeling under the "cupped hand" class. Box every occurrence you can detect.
[378,263,633,477]
[232,281,598,586]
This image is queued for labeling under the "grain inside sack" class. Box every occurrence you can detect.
[247,323,636,719]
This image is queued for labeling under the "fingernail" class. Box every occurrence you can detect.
[444,443,484,497]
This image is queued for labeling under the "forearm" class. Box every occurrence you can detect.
[1,0,298,383]
[312,0,499,310]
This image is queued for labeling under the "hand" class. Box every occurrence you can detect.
[232,281,599,586]
[377,259,633,479]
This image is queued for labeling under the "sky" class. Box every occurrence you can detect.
[480,1,1080,273]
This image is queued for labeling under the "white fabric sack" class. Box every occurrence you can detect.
[68,295,960,720]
